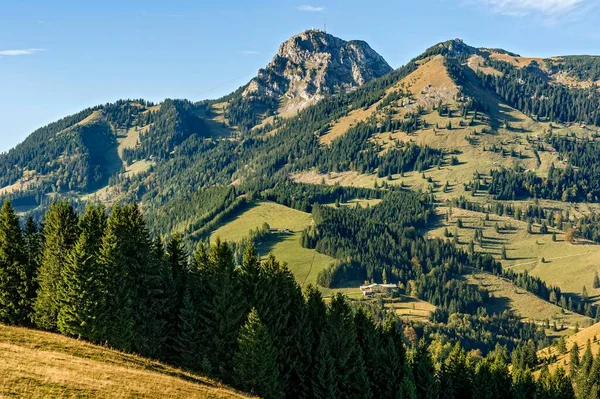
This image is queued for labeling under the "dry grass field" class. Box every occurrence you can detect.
[426,207,600,324]
[384,296,437,322]
[0,324,251,399]
[539,322,600,375]
[466,271,592,327]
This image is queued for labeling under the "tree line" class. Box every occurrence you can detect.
[0,199,580,398]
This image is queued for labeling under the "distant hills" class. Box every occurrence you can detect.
[1,31,599,231]
[3,30,600,398]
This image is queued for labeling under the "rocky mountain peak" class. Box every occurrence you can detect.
[242,30,392,114]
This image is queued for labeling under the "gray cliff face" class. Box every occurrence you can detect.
[242,30,392,113]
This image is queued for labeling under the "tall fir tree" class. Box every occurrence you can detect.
[127,203,167,357]
[412,339,438,399]
[234,308,282,399]
[512,367,537,399]
[252,254,312,399]
[99,204,135,351]
[174,285,200,370]
[312,335,336,399]
[56,204,107,342]
[439,343,474,399]
[323,294,372,399]
[167,234,188,310]
[34,200,79,330]
[164,234,188,360]
[0,201,29,325]
[150,236,175,361]
[195,239,246,381]
[23,215,42,321]
[238,243,261,309]
[570,342,580,378]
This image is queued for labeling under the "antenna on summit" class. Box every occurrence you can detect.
[324,17,327,33]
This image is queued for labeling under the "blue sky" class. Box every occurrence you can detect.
[1,0,599,152]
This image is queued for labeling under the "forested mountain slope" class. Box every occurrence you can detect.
[2,36,599,217]
[2,34,600,397]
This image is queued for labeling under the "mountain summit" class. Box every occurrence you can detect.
[225,30,392,129]
[246,30,392,111]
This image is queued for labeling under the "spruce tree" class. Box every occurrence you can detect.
[34,200,79,330]
[175,286,200,370]
[99,204,135,351]
[238,243,261,309]
[570,343,580,377]
[234,308,282,399]
[552,367,574,399]
[23,215,42,321]
[512,368,537,399]
[576,340,594,398]
[252,254,311,398]
[382,318,416,399]
[151,236,176,361]
[195,239,246,381]
[354,309,384,397]
[439,343,474,399]
[412,339,438,399]
[167,234,188,311]
[0,201,29,325]
[312,335,336,399]
[323,294,372,398]
[56,204,107,342]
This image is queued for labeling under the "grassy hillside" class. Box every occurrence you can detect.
[427,207,600,308]
[539,322,600,375]
[210,201,339,291]
[466,271,591,328]
[210,201,312,241]
[424,207,597,326]
[0,324,251,398]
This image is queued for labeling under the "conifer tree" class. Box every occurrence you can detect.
[439,343,473,399]
[167,234,188,310]
[552,367,575,399]
[323,294,372,398]
[23,215,42,321]
[238,243,261,308]
[381,318,416,399]
[57,204,107,342]
[151,236,176,361]
[312,334,336,399]
[34,200,79,330]
[163,234,188,360]
[570,343,580,377]
[195,239,246,381]
[175,286,199,370]
[0,201,29,325]
[122,203,164,355]
[252,254,311,398]
[99,204,135,351]
[512,368,537,399]
[412,339,438,399]
[234,308,282,399]
[354,309,384,397]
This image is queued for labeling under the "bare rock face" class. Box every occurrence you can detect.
[243,30,392,114]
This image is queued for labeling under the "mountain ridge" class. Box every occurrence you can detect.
[1,35,600,218]
[222,29,393,130]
